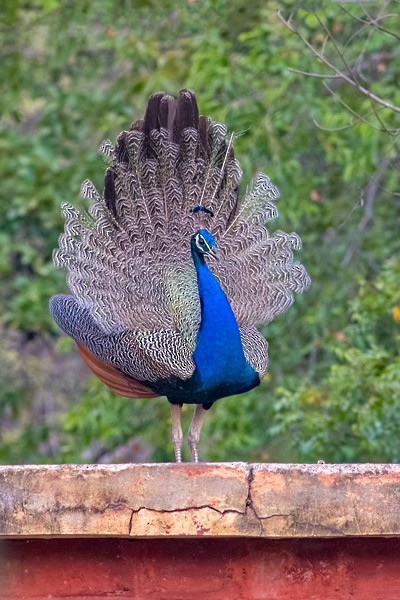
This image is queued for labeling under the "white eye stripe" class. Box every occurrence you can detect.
[195,234,212,253]
[195,233,203,251]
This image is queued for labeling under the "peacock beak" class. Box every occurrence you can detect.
[209,247,221,261]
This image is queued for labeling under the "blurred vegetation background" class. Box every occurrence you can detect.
[0,0,399,464]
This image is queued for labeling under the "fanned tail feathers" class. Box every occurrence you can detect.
[53,89,310,344]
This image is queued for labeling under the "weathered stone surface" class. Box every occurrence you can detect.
[0,463,400,538]
[251,463,400,537]
[0,463,255,538]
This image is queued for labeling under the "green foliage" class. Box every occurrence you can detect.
[1,0,399,464]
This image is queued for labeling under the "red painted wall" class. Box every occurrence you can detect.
[1,537,400,600]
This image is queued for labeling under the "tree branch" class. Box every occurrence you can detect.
[277,10,400,115]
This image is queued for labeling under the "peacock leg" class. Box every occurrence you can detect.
[187,405,208,463]
[170,403,183,462]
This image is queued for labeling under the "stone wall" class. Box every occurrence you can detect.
[1,463,400,599]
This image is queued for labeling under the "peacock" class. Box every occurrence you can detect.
[50,89,310,462]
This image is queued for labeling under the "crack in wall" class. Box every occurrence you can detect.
[126,465,265,536]
[127,504,250,536]
[245,464,263,535]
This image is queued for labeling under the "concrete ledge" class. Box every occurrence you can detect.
[0,463,399,538]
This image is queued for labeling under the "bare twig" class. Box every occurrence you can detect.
[287,68,340,79]
[312,119,358,132]
[341,155,396,266]
[352,3,400,42]
[315,13,356,79]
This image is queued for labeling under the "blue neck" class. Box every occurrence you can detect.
[191,249,256,396]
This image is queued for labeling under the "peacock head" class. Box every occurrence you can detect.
[191,229,220,261]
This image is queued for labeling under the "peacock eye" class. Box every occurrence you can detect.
[195,233,207,251]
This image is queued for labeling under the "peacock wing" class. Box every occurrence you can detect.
[239,326,269,379]
[50,295,196,386]
[164,265,200,352]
